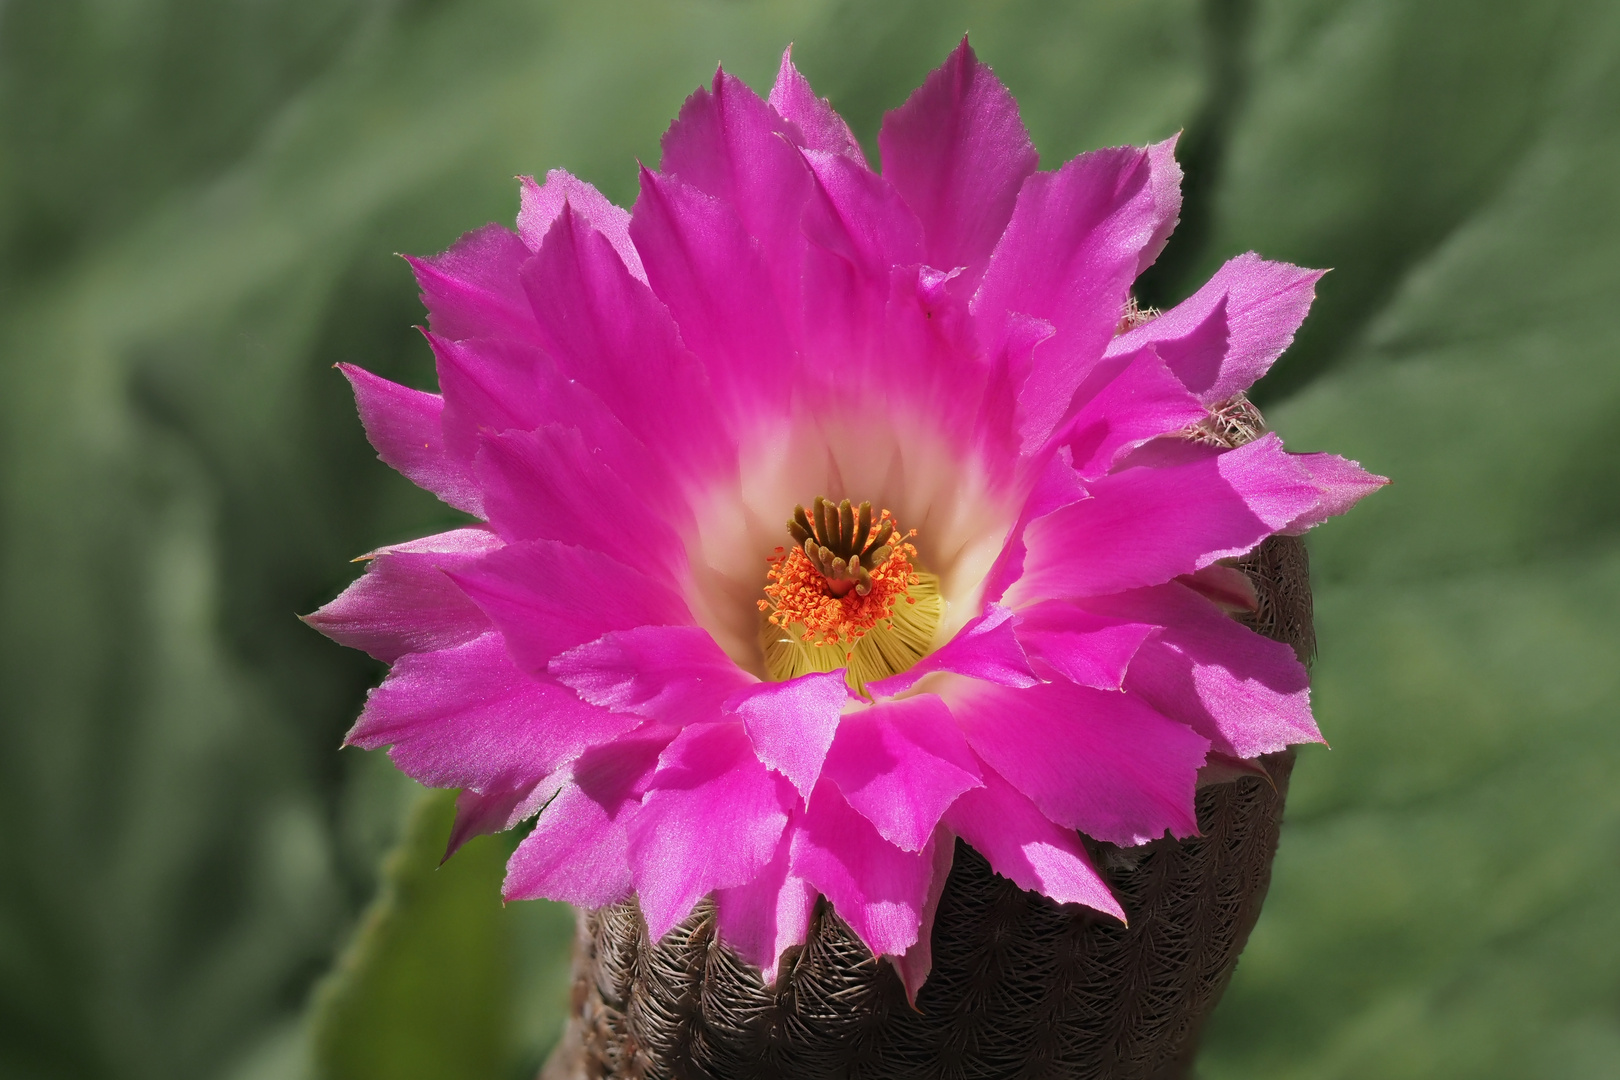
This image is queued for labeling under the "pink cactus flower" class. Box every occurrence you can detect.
[308,40,1385,998]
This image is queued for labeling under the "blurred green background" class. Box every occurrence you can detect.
[2,0,1616,1077]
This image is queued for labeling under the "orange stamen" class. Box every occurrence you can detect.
[757,509,920,649]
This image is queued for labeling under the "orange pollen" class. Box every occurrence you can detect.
[757,510,920,648]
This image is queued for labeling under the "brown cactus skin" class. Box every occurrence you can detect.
[542,400,1312,1080]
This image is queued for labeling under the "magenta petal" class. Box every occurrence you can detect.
[348,632,641,790]
[1136,136,1184,276]
[361,531,498,558]
[821,695,982,853]
[731,670,851,801]
[1062,346,1209,481]
[406,223,538,344]
[798,149,926,371]
[474,426,684,582]
[800,148,925,278]
[790,781,937,957]
[1085,583,1321,759]
[504,782,628,905]
[522,204,733,487]
[446,775,560,860]
[430,334,692,532]
[944,765,1123,920]
[339,364,481,515]
[573,722,681,805]
[888,828,955,1006]
[304,527,499,662]
[517,170,645,281]
[629,721,794,940]
[974,312,1056,467]
[504,722,679,905]
[1023,443,1091,518]
[660,68,813,328]
[448,540,692,671]
[431,333,570,448]
[878,262,1027,468]
[879,38,1038,292]
[1281,452,1390,534]
[867,605,1037,698]
[1111,253,1324,405]
[661,66,808,233]
[714,825,817,981]
[1013,600,1156,691]
[630,168,799,421]
[1012,433,1318,603]
[973,144,1160,451]
[950,679,1209,846]
[980,443,1088,606]
[768,47,865,163]
[551,625,754,727]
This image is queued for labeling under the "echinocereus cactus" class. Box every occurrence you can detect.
[308,39,1384,1066]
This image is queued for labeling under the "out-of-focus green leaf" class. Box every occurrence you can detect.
[308,790,573,1080]
[1189,0,1600,402]
[311,790,508,1080]
[0,0,376,282]
[1193,2,1620,1076]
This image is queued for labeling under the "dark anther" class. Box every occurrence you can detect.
[792,506,815,545]
[786,497,890,595]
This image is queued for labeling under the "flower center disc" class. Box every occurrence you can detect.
[757,497,943,694]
